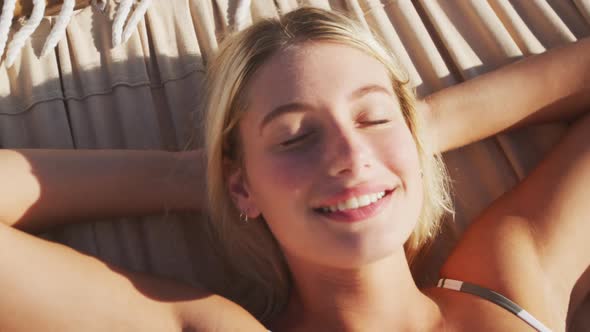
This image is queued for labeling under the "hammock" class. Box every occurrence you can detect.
[0,0,259,66]
[0,0,588,330]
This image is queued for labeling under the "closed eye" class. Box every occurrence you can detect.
[279,132,312,147]
[358,119,392,127]
[355,107,395,128]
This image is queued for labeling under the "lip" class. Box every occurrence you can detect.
[312,183,395,208]
[313,186,397,223]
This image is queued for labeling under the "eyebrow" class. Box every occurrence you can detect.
[259,84,394,133]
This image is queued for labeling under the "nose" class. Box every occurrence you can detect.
[326,127,372,178]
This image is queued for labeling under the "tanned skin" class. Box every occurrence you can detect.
[0,37,589,331]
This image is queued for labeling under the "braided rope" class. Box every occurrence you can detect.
[0,0,248,66]
[41,0,75,57]
[5,0,45,67]
[0,0,16,59]
[112,0,133,46]
[121,0,152,44]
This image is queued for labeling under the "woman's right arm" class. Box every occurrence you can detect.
[0,222,267,331]
[0,150,268,331]
[0,148,205,232]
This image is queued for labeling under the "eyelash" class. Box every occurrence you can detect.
[279,132,312,147]
[278,118,392,148]
[358,119,392,127]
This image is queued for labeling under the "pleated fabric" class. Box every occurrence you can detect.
[1,0,589,329]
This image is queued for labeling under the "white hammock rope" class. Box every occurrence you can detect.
[41,0,75,57]
[112,0,133,47]
[0,0,251,66]
[233,0,251,31]
[121,0,152,44]
[0,0,16,59]
[91,0,107,12]
[5,0,45,67]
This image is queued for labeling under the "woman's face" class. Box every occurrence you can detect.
[230,42,423,269]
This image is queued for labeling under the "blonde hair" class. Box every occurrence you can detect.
[203,7,453,323]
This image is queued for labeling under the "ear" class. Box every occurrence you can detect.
[227,166,261,219]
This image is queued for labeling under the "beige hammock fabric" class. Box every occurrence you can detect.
[1,0,589,329]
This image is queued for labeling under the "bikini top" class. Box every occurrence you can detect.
[437,278,552,332]
[269,278,552,332]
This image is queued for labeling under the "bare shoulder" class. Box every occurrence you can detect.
[129,274,268,331]
[438,113,590,331]
[174,289,268,331]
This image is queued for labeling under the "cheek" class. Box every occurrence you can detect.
[243,148,319,255]
[379,124,424,222]
[263,153,319,191]
[250,155,314,194]
[242,141,319,210]
[377,123,422,176]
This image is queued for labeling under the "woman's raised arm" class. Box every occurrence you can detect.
[0,212,267,331]
[0,148,269,331]
[428,37,590,325]
[422,37,590,153]
[0,148,205,232]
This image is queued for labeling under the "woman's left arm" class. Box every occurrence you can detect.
[430,37,590,324]
[421,37,590,154]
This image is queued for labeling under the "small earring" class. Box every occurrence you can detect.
[419,169,424,178]
[240,211,249,223]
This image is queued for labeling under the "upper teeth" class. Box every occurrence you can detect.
[319,191,385,213]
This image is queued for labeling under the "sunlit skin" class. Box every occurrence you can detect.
[0,25,588,332]
[228,42,443,330]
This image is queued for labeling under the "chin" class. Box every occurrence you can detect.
[310,229,411,269]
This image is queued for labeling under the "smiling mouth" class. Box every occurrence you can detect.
[313,189,395,214]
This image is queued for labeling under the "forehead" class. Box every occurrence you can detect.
[244,42,395,112]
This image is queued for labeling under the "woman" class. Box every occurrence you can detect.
[0,7,589,331]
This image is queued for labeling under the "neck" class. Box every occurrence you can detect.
[279,249,443,331]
